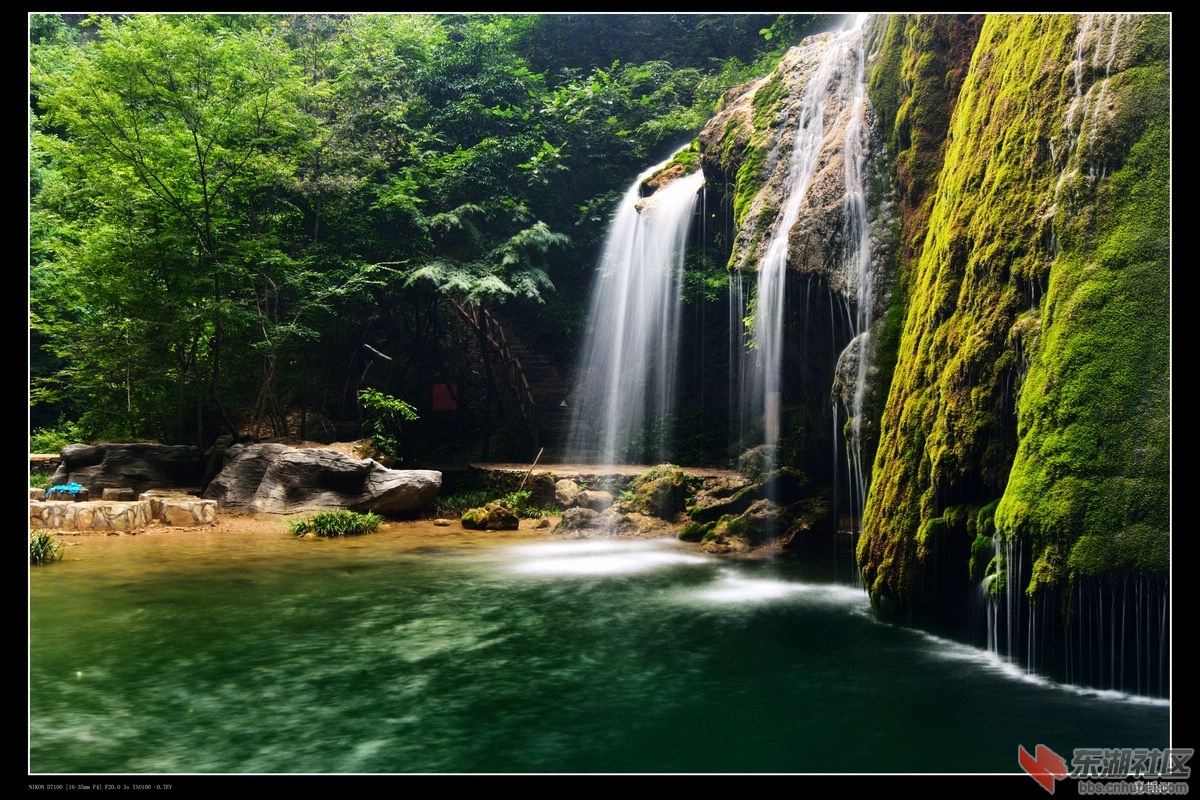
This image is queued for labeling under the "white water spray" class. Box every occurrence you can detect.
[566,154,705,464]
[736,16,873,493]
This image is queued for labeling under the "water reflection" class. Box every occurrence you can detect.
[30,524,1170,774]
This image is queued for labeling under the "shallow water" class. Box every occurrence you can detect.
[29,525,1172,775]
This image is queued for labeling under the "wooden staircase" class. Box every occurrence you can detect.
[489,310,574,461]
[454,302,574,461]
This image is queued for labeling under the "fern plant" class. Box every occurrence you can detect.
[358,388,419,462]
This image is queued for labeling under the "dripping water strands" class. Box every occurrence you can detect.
[982,534,1168,698]
[1054,14,1131,208]
[732,16,874,539]
[565,150,705,465]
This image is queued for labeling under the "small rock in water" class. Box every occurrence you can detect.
[433,518,451,527]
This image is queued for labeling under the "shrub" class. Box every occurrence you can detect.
[29,466,56,491]
[358,389,419,463]
[30,419,87,454]
[289,510,384,538]
[30,532,64,565]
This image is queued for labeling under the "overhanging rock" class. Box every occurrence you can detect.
[50,442,206,494]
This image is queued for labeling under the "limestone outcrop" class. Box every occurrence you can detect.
[50,443,206,495]
[203,442,441,515]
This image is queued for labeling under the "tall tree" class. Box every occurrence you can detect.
[32,14,309,443]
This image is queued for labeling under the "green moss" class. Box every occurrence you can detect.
[1067,524,1169,580]
[714,67,786,246]
[968,532,994,583]
[679,521,712,542]
[666,140,702,174]
[859,14,1167,620]
[996,15,1170,594]
[626,464,691,520]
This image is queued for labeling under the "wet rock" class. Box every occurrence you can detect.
[460,501,519,531]
[575,489,615,512]
[624,464,689,520]
[554,479,581,507]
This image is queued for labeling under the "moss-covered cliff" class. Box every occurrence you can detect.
[695,13,1168,691]
[993,13,1170,604]
[856,12,1170,686]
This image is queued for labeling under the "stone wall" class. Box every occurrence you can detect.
[29,491,217,533]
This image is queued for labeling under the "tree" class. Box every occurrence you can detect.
[31,14,310,443]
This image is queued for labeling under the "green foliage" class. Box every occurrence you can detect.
[499,489,547,519]
[288,510,384,537]
[30,532,65,565]
[26,12,836,462]
[358,389,419,462]
[431,490,494,518]
[434,488,551,520]
[29,467,57,491]
[30,13,314,443]
[30,420,87,454]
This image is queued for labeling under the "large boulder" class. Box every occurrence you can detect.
[624,464,690,520]
[50,443,206,495]
[204,442,441,515]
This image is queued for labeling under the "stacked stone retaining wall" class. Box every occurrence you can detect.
[29,491,217,533]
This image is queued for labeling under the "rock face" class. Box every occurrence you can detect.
[50,443,207,494]
[697,22,896,486]
[849,14,1168,695]
[699,29,891,316]
[203,442,441,515]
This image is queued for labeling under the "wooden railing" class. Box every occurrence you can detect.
[452,301,539,450]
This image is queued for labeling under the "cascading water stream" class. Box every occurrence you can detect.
[1055,13,1130,203]
[566,154,705,464]
[735,15,873,499]
[832,17,873,534]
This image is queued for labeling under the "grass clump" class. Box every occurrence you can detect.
[30,532,64,565]
[501,489,551,519]
[441,489,553,521]
[431,490,494,519]
[289,510,384,538]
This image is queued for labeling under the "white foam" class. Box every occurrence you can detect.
[504,538,709,576]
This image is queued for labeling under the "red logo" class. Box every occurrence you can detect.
[1019,744,1070,793]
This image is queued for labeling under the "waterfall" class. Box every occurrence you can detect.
[983,532,1169,697]
[832,17,873,530]
[734,15,873,499]
[566,154,705,464]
